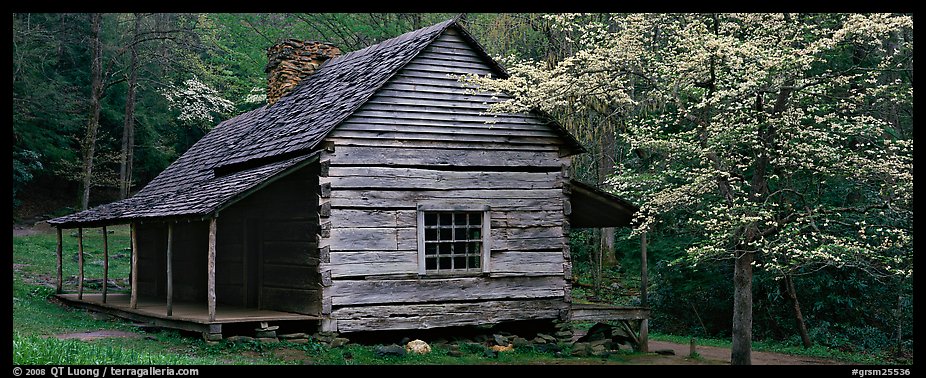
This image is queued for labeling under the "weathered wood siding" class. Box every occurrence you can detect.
[217,163,321,315]
[135,221,208,302]
[319,28,572,332]
[135,223,166,298]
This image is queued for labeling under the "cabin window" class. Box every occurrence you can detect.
[417,205,490,275]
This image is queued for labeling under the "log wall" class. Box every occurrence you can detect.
[319,28,572,332]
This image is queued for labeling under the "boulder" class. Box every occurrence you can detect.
[538,333,557,342]
[490,344,513,353]
[330,338,350,348]
[555,331,573,338]
[570,342,589,357]
[313,332,335,343]
[405,339,431,354]
[511,337,532,349]
[278,333,308,340]
[532,337,547,344]
[226,335,255,344]
[255,330,277,338]
[492,334,509,346]
[589,338,610,348]
[257,337,279,343]
[374,344,406,357]
[591,344,609,357]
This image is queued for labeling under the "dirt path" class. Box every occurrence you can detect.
[648,340,843,365]
[13,221,55,237]
[13,225,40,237]
[52,330,143,341]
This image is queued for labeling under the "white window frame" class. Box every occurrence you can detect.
[416,204,491,276]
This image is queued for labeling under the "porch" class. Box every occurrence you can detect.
[56,293,320,337]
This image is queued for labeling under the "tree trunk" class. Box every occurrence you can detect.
[80,13,103,210]
[731,250,754,365]
[784,274,813,349]
[597,118,618,268]
[600,228,616,267]
[119,13,140,199]
[895,293,903,353]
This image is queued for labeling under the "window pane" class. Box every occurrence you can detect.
[439,213,452,225]
[425,243,437,255]
[439,243,451,256]
[454,227,466,240]
[439,257,451,269]
[469,213,481,225]
[425,228,437,240]
[439,228,452,240]
[468,229,481,239]
[468,242,481,254]
[468,256,479,268]
[454,213,467,225]
[453,256,466,270]
[453,242,467,256]
[425,213,437,226]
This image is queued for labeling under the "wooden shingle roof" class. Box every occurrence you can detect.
[48,19,584,228]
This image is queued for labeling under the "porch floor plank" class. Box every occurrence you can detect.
[57,293,321,324]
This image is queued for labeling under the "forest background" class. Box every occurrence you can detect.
[11,13,913,364]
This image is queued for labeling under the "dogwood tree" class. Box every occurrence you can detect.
[160,77,235,126]
[467,13,913,364]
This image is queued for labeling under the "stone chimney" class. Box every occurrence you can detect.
[265,39,341,105]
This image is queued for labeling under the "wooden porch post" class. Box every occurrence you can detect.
[102,226,109,303]
[166,222,174,317]
[130,222,139,309]
[207,217,217,322]
[639,231,649,352]
[78,227,84,300]
[55,228,63,294]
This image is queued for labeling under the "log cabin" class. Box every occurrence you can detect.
[48,18,649,347]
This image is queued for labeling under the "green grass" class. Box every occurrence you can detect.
[13,225,132,292]
[13,334,216,365]
[649,333,891,364]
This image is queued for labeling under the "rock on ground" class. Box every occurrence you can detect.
[405,339,431,354]
[330,337,350,348]
[375,344,406,357]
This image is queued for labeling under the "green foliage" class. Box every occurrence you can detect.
[11,12,915,365]
[13,150,43,209]
[472,12,913,361]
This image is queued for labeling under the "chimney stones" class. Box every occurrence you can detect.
[265,39,341,105]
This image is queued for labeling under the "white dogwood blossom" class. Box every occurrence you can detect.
[467,13,913,280]
[160,78,235,125]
